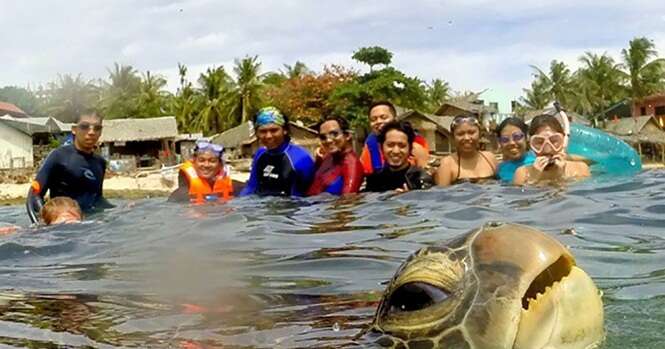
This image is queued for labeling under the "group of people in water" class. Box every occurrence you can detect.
[10,99,591,227]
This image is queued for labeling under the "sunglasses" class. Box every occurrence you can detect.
[195,141,225,156]
[498,132,525,144]
[318,129,344,141]
[78,123,103,132]
[529,132,564,153]
[451,116,480,129]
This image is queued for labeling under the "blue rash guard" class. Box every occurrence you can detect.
[26,144,113,223]
[239,139,315,197]
[497,151,536,182]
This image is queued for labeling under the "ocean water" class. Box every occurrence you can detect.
[1,170,664,348]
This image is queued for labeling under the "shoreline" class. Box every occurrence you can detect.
[0,171,250,206]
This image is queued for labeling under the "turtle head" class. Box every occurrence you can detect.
[369,222,604,349]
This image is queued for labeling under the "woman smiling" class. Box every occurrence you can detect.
[435,115,498,186]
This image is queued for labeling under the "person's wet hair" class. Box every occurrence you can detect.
[41,197,81,225]
[496,117,528,138]
[75,108,103,124]
[529,115,564,136]
[316,115,350,133]
[368,100,397,118]
[378,120,415,148]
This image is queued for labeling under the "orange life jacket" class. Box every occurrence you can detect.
[180,161,233,204]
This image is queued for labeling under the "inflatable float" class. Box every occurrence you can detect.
[553,102,641,176]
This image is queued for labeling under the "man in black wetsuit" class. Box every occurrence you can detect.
[26,109,113,223]
[364,121,433,192]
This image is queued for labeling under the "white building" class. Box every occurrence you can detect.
[0,115,72,169]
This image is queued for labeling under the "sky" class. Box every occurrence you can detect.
[2,0,665,112]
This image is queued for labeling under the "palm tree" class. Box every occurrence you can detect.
[621,37,665,102]
[226,55,264,125]
[136,71,171,117]
[424,78,450,112]
[576,52,627,116]
[43,74,100,122]
[281,61,311,79]
[196,66,233,134]
[171,63,200,133]
[530,60,575,108]
[100,63,141,118]
[520,75,552,110]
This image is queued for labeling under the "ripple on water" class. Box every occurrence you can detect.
[0,171,664,348]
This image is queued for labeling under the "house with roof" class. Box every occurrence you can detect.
[0,115,72,169]
[0,101,28,118]
[99,116,179,169]
[603,115,665,163]
[396,109,454,154]
[211,121,319,159]
[632,92,665,128]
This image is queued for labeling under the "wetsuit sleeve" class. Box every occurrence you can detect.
[239,149,264,196]
[341,156,364,194]
[26,149,60,223]
[96,160,115,209]
[290,148,315,197]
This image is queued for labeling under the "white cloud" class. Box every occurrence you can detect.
[1,0,665,112]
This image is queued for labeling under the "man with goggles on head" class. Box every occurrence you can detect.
[168,140,234,204]
[239,107,315,197]
[513,115,590,185]
[27,108,113,224]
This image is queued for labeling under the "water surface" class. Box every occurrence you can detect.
[1,171,664,348]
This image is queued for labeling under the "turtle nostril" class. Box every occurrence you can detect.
[387,282,450,314]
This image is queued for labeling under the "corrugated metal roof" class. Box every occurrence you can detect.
[99,117,178,143]
[0,101,27,117]
[0,114,72,135]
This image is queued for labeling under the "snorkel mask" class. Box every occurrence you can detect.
[194,141,225,158]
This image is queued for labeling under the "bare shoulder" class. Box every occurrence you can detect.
[567,160,591,178]
[481,151,499,165]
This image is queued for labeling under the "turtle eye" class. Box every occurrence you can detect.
[387,282,450,313]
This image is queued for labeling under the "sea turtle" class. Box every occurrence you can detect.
[366,222,604,349]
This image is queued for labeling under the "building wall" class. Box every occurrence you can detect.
[0,122,33,169]
[633,96,665,128]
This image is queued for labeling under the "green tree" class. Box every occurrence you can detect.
[520,75,552,110]
[352,46,393,72]
[282,61,311,79]
[424,78,451,112]
[226,55,265,125]
[135,71,171,117]
[100,63,142,118]
[575,52,627,116]
[621,37,665,102]
[196,66,233,134]
[171,63,201,133]
[43,74,100,122]
[0,86,45,116]
[530,60,575,108]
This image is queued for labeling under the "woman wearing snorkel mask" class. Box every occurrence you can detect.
[513,115,590,186]
[435,115,498,186]
[168,140,234,204]
[239,107,315,197]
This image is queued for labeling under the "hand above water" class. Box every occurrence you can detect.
[533,153,566,173]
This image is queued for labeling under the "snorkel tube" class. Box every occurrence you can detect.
[554,102,642,176]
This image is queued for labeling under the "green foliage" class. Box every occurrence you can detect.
[0,86,45,116]
[99,63,142,118]
[352,46,393,71]
[43,74,100,122]
[330,66,427,127]
[621,37,665,101]
[424,79,451,113]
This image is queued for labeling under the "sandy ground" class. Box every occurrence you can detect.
[0,170,250,204]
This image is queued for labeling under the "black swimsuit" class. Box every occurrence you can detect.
[452,152,497,184]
